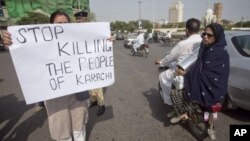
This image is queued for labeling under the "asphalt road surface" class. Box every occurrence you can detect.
[0,41,250,141]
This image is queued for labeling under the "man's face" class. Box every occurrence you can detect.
[76,16,88,23]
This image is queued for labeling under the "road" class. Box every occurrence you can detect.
[0,41,250,141]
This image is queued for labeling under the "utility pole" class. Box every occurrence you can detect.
[240,16,243,28]
[78,0,81,10]
[152,0,155,30]
[138,0,142,29]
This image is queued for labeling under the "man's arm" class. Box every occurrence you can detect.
[158,43,181,66]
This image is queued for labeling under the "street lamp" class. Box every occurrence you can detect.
[152,0,155,30]
[138,0,142,29]
[147,0,155,31]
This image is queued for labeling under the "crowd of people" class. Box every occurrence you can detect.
[2,8,230,141]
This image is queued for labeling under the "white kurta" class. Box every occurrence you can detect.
[159,34,202,105]
[45,95,89,140]
[133,33,145,51]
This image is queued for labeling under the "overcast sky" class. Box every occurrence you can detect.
[89,0,250,22]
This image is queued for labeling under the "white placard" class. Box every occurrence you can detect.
[8,22,115,104]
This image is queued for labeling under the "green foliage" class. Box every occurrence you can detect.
[141,20,153,31]
[88,11,96,22]
[16,12,49,25]
[110,21,127,32]
[235,21,250,27]
[110,19,153,32]
[161,22,185,28]
[127,21,137,32]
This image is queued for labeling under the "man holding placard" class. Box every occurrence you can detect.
[74,10,106,116]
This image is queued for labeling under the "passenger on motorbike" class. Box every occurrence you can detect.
[172,23,229,140]
[155,18,201,117]
[162,31,172,44]
[145,32,153,44]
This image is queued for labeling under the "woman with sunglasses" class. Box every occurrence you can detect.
[173,23,230,140]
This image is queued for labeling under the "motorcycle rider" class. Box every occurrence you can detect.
[163,31,172,45]
[155,18,202,119]
[133,31,145,53]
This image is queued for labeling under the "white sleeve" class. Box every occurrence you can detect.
[159,42,182,66]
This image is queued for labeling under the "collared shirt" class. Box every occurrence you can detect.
[160,34,202,67]
[134,33,145,46]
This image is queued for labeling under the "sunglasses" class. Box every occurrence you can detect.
[202,32,214,38]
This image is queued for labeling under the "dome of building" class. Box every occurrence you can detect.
[206,8,213,15]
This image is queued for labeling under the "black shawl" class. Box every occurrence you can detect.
[184,23,230,108]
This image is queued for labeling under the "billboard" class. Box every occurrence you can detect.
[0,2,4,17]
[4,0,89,18]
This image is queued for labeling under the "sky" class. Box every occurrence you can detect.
[89,0,250,23]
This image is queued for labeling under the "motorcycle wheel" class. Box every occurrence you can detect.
[170,41,175,47]
[131,49,135,56]
[187,120,207,140]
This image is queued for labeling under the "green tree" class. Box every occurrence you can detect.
[243,21,250,27]
[88,11,96,22]
[177,22,185,28]
[111,21,127,32]
[127,21,137,32]
[141,20,153,31]
[221,19,234,30]
[235,21,250,27]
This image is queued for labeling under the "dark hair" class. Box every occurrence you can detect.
[186,18,200,33]
[49,10,70,23]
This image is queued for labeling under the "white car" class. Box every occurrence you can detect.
[223,31,250,111]
[124,33,137,48]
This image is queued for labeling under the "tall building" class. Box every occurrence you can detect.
[213,2,223,24]
[169,1,184,23]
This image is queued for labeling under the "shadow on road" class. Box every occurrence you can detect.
[86,105,114,140]
[3,109,47,141]
[0,93,39,141]
[142,88,172,127]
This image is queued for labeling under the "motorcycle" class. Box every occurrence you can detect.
[131,43,149,57]
[157,66,221,140]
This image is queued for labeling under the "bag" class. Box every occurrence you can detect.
[75,91,90,101]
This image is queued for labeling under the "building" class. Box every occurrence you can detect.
[213,2,223,24]
[158,19,168,25]
[169,1,184,23]
[202,8,217,27]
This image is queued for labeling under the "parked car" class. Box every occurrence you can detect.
[116,33,124,40]
[223,31,250,111]
[124,33,137,48]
